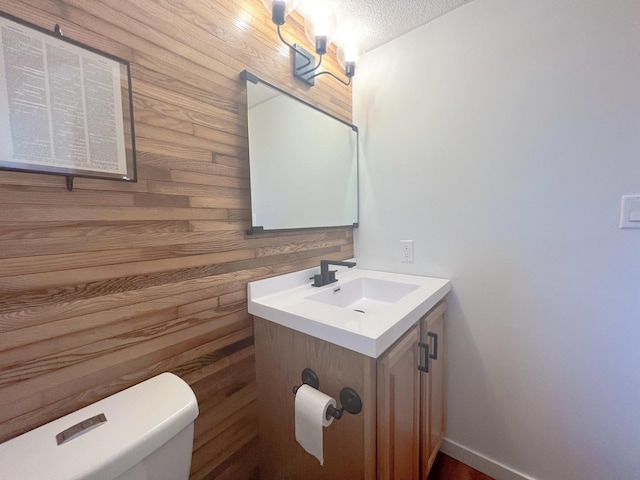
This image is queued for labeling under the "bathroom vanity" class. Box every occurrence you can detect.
[248,266,450,479]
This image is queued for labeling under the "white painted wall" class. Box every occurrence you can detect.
[353,1,640,479]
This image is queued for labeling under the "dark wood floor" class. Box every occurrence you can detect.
[427,453,495,480]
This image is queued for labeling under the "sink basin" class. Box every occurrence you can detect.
[306,277,420,314]
[247,265,450,357]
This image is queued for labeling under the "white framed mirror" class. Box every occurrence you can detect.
[243,72,358,233]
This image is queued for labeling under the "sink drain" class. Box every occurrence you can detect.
[354,309,365,313]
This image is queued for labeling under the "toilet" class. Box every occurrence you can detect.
[0,372,199,480]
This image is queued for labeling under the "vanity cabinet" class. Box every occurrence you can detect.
[377,300,447,480]
[420,301,446,478]
[377,323,421,479]
[253,299,447,480]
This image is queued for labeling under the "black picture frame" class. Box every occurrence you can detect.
[0,11,137,190]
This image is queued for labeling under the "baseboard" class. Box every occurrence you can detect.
[440,438,537,480]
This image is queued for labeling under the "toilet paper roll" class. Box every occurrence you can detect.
[294,384,336,466]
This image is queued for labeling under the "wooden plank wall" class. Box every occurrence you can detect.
[0,1,354,478]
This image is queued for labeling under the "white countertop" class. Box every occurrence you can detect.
[248,266,450,358]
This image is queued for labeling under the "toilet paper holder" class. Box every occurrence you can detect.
[292,368,362,420]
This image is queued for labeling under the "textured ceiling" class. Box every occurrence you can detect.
[296,0,472,54]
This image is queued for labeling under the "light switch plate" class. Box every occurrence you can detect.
[620,195,640,228]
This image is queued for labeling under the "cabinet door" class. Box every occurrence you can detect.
[420,301,447,478]
[377,323,421,480]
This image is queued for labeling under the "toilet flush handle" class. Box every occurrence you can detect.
[56,413,108,446]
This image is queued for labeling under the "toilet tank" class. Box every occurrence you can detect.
[0,372,199,480]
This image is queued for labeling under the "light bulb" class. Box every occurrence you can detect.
[260,0,298,25]
[337,43,358,78]
[304,5,337,55]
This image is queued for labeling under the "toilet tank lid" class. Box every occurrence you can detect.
[0,372,199,480]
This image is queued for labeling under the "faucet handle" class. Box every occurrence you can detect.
[328,270,337,283]
[310,274,324,287]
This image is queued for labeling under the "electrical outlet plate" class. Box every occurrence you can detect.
[620,195,640,228]
[401,240,414,263]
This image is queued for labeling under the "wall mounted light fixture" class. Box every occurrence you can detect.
[260,0,357,86]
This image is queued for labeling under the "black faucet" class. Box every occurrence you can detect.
[311,260,357,287]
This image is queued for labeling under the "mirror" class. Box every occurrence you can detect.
[244,73,358,232]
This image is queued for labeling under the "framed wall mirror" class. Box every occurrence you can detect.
[242,71,358,233]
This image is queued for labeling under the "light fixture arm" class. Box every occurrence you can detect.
[276,23,295,50]
[277,24,312,71]
[276,24,326,79]
[307,70,352,86]
[297,53,324,77]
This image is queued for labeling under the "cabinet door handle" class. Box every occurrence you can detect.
[427,332,438,360]
[418,342,429,373]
